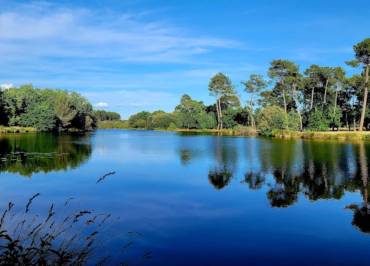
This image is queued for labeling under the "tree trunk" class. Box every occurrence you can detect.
[215,98,223,131]
[292,82,302,131]
[216,98,220,130]
[250,113,255,128]
[250,95,255,129]
[310,87,315,110]
[324,79,328,105]
[359,65,369,131]
[218,99,223,130]
[282,87,287,114]
[332,90,338,131]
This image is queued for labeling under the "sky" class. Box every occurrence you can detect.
[0,0,369,118]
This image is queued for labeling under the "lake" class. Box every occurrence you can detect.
[0,129,370,265]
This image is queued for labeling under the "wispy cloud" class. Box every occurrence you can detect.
[0,2,240,64]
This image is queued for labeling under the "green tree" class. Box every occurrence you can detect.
[174,94,207,129]
[256,106,288,136]
[242,74,267,128]
[19,103,56,131]
[307,109,329,131]
[128,111,152,129]
[93,110,121,121]
[268,60,299,116]
[352,38,370,131]
[208,73,236,130]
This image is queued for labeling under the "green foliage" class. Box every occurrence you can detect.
[307,109,329,131]
[93,110,121,121]
[208,73,237,130]
[1,85,96,132]
[98,120,129,129]
[208,73,234,98]
[168,122,178,130]
[222,108,238,129]
[287,111,301,131]
[174,94,208,129]
[353,38,370,65]
[151,111,176,129]
[198,112,217,129]
[328,106,342,129]
[256,106,288,136]
[128,111,152,129]
[19,103,56,131]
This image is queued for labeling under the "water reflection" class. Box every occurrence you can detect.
[0,133,92,177]
[178,137,370,233]
[208,137,238,190]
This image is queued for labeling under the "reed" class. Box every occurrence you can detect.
[0,172,150,265]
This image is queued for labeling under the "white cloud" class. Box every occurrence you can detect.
[95,102,109,108]
[0,2,240,64]
[0,83,14,90]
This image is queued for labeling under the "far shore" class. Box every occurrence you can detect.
[97,124,370,140]
[3,125,370,141]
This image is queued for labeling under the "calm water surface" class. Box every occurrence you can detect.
[1,130,370,265]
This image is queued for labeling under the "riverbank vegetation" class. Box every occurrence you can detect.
[104,38,370,138]
[0,85,96,132]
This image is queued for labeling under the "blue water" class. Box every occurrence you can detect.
[0,130,370,265]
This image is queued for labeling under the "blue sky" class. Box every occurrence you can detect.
[0,0,369,117]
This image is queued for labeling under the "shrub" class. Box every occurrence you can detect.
[256,106,288,136]
[307,109,329,131]
[287,111,301,131]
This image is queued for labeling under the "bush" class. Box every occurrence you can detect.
[307,109,329,131]
[327,106,342,130]
[222,108,238,129]
[19,103,56,131]
[168,122,178,130]
[287,111,301,131]
[151,112,175,129]
[256,106,288,136]
[199,112,217,129]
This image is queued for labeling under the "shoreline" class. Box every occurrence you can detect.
[3,125,370,141]
[0,126,37,134]
[97,127,370,140]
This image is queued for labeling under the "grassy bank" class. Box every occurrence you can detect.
[97,122,370,140]
[174,127,257,136]
[0,126,37,133]
[270,130,370,140]
[97,120,130,129]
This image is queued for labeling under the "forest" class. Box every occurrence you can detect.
[0,85,97,131]
[118,38,370,136]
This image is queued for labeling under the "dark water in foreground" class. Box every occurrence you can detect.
[1,130,370,265]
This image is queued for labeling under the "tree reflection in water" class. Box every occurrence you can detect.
[208,137,238,190]
[0,133,92,177]
[178,137,370,234]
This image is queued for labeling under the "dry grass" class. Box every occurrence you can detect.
[175,126,257,136]
[0,126,37,134]
[270,130,370,140]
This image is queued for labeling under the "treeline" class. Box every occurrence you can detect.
[93,110,121,121]
[123,38,370,135]
[0,85,96,131]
